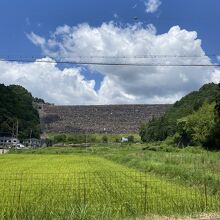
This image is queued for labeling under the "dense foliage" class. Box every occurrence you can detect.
[205,83,220,149]
[140,83,220,149]
[32,97,45,104]
[216,83,220,118]
[0,84,41,139]
[177,102,215,146]
[51,133,140,144]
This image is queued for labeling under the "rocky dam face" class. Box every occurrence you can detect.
[39,104,171,134]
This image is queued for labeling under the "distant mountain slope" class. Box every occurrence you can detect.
[140,83,219,142]
[0,84,41,139]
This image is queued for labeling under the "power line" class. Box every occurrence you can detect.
[0,58,219,67]
[0,54,220,59]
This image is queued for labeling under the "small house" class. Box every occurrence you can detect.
[23,138,42,147]
[0,136,20,146]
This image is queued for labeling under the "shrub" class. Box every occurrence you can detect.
[90,136,97,143]
[67,136,75,142]
[128,135,134,143]
[102,135,108,143]
[45,138,53,147]
[115,137,120,143]
[54,134,66,143]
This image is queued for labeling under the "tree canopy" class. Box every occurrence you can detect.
[0,84,41,139]
[140,83,220,149]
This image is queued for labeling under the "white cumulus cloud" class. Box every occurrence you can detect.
[25,22,217,104]
[145,0,161,13]
[210,68,220,84]
[1,22,218,105]
[0,58,98,105]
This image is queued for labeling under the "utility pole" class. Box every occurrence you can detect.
[12,121,15,138]
[16,120,19,140]
[3,136,5,149]
[29,129,32,147]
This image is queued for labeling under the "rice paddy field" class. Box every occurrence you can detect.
[0,145,220,220]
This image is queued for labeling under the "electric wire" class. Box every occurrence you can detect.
[0,58,219,67]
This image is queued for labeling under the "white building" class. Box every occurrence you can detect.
[121,137,129,143]
[0,137,20,146]
[23,138,42,147]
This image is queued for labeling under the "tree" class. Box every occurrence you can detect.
[0,84,41,139]
[176,118,191,147]
[177,102,215,146]
[215,83,220,120]
[140,83,219,143]
[205,83,220,149]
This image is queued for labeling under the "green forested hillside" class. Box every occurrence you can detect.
[0,84,41,139]
[140,83,220,149]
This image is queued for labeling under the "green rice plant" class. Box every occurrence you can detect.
[0,154,219,219]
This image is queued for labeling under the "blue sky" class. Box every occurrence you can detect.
[0,0,220,57]
[0,0,219,104]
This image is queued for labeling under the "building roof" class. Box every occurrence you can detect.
[0,132,13,137]
[23,138,41,141]
[0,136,18,140]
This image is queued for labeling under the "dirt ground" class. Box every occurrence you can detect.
[131,214,220,220]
